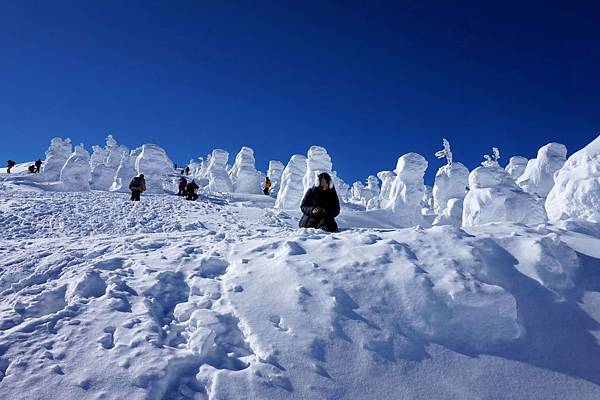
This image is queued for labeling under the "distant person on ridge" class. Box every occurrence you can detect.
[34,159,42,173]
[186,179,199,201]
[178,177,188,196]
[299,172,340,232]
[6,160,16,173]
[129,174,146,201]
[263,177,271,195]
[185,166,190,175]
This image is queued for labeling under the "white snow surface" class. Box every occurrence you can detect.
[432,162,469,226]
[1,172,600,400]
[228,147,262,194]
[386,153,428,226]
[266,160,285,197]
[205,149,233,193]
[505,156,528,180]
[545,135,600,223]
[275,154,307,210]
[135,144,174,193]
[463,164,547,227]
[517,142,567,198]
[42,137,73,181]
[60,145,92,191]
[302,146,332,193]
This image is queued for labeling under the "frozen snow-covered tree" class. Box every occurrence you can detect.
[434,138,453,166]
[482,147,501,168]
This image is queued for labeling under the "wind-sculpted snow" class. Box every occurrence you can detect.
[135,144,173,193]
[42,137,72,181]
[275,154,307,210]
[60,144,91,191]
[386,152,428,226]
[517,142,567,198]
[228,147,262,194]
[463,164,547,227]
[432,162,469,226]
[545,135,600,223]
[2,166,600,399]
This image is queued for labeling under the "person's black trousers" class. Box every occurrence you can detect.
[130,190,141,201]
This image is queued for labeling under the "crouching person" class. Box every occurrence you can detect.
[299,172,340,232]
[186,179,199,201]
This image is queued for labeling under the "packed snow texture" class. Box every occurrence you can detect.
[376,170,396,209]
[432,162,469,226]
[545,135,600,222]
[133,144,173,193]
[111,148,142,193]
[205,149,233,193]
[228,147,262,194]
[386,152,428,226]
[42,137,73,181]
[1,169,600,399]
[275,154,307,210]
[302,146,333,193]
[60,145,92,191]
[266,160,285,197]
[505,156,528,180]
[517,142,567,198]
[463,164,547,227]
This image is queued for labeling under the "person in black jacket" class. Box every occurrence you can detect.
[299,172,340,232]
[186,179,199,201]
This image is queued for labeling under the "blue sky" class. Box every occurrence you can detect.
[1,0,599,184]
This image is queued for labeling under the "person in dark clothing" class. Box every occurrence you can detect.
[34,159,42,173]
[186,180,199,201]
[185,166,190,175]
[178,177,188,196]
[263,177,271,195]
[129,174,146,201]
[299,172,340,232]
[6,160,16,173]
[28,165,36,173]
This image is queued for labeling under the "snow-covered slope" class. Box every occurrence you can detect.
[1,173,600,400]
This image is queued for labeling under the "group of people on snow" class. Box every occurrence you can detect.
[124,171,340,232]
[6,159,43,174]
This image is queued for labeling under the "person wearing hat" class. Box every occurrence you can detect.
[298,172,340,232]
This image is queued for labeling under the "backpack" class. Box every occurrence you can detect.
[131,177,141,188]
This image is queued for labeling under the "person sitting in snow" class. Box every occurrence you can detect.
[6,160,16,173]
[128,174,146,201]
[299,172,340,232]
[186,179,199,201]
[178,177,188,196]
[263,177,271,195]
[34,159,42,173]
[28,165,36,173]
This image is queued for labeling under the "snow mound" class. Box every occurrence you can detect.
[275,154,307,210]
[463,164,547,227]
[42,137,72,181]
[505,156,528,180]
[517,142,567,198]
[206,149,233,193]
[545,135,600,222]
[135,144,173,193]
[432,162,469,226]
[60,145,91,191]
[386,152,428,226]
[266,160,285,197]
[302,146,333,194]
[229,147,262,194]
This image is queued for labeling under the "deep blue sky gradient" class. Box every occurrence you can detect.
[1,0,599,184]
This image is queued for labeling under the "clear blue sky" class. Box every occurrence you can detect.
[1,0,599,184]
